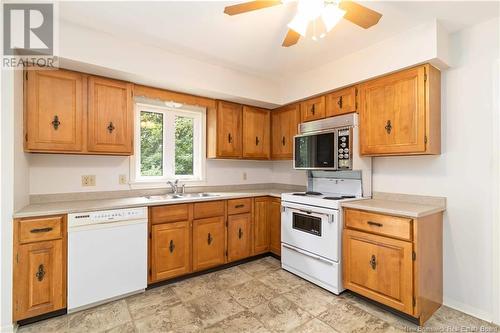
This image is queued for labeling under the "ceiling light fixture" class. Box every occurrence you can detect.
[288,0,346,38]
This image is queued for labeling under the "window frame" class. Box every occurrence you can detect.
[130,102,206,186]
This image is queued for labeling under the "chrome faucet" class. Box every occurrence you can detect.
[167,179,179,194]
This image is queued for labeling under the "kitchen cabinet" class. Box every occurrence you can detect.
[300,96,325,122]
[13,215,66,321]
[24,69,85,152]
[242,106,271,159]
[253,197,270,254]
[271,104,300,159]
[343,208,443,325]
[207,101,243,158]
[326,86,357,117]
[269,197,282,256]
[192,216,225,271]
[151,221,191,282]
[87,76,134,155]
[227,213,252,262]
[358,64,441,156]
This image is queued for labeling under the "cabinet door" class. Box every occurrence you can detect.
[300,96,325,122]
[269,198,282,256]
[271,104,299,159]
[151,221,191,282]
[227,213,252,262]
[192,216,225,271]
[253,198,269,254]
[343,229,413,314]
[87,76,133,154]
[242,106,270,159]
[14,240,65,321]
[25,69,84,152]
[359,66,426,155]
[326,86,357,117]
[217,101,242,158]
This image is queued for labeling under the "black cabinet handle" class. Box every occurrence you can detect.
[30,227,53,234]
[207,233,213,245]
[338,96,343,109]
[36,264,46,281]
[255,136,260,146]
[238,228,243,239]
[385,120,392,134]
[107,122,115,133]
[235,204,245,209]
[370,255,377,270]
[367,221,383,227]
[169,240,175,253]
[51,115,60,130]
[311,104,315,115]
[282,136,285,146]
[228,133,232,143]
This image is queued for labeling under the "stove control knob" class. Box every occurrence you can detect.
[341,137,347,142]
[344,148,349,153]
[341,143,347,148]
[338,148,344,153]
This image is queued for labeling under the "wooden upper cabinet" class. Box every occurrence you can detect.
[359,64,441,156]
[300,96,325,122]
[210,101,243,158]
[192,216,226,271]
[326,86,357,117]
[242,106,270,159]
[271,104,299,159]
[227,213,252,262]
[25,69,84,152]
[87,76,133,155]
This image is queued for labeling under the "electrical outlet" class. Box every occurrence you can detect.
[119,174,127,185]
[242,172,247,181]
[82,175,96,186]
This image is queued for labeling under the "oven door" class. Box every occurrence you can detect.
[281,202,340,262]
[294,131,337,170]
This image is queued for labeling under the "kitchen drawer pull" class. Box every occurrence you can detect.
[370,255,377,270]
[235,204,245,209]
[35,264,46,281]
[169,240,175,253]
[238,228,243,239]
[367,221,383,227]
[207,232,213,245]
[30,227,53,234]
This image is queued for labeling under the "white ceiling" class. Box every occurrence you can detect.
[59,1,499,78]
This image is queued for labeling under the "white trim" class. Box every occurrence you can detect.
[492,59,500,325]
[443,297,493,323]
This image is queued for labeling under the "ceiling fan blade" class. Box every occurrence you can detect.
[339,1,382,29]
[224,1,281,16]
[282,29,300,47]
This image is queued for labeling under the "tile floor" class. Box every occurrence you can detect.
[18,257,498,333]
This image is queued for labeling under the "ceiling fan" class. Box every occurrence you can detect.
[224,0,382,47]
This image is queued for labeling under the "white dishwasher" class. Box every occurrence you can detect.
[68,207,148,312]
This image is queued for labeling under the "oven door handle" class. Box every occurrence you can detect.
[286,208,336,224]
[282,244,334,265]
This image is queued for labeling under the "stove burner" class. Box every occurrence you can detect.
[324,197,343,200]
[292,193,307,196]
[324,195,357,200]
[305,191,323,196]
[341,195,356,199]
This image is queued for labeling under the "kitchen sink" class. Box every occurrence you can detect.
[144,193,220,201]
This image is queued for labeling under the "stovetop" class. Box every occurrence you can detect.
[282,191,362,209]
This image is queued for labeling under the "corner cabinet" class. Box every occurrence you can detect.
[13,215,67,322]
[271,104,300,160]
[359,64,441,156]
[343,208,443,325]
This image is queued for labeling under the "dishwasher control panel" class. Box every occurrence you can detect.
[68,207,148,227]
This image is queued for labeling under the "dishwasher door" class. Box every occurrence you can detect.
[68,219,147,312]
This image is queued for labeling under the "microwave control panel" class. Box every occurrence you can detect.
[337,128,351,169]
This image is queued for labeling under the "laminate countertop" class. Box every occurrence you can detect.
[341,192,446,218]
[14,189,287,219]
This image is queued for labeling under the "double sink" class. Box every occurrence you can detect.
[144,193,220,201]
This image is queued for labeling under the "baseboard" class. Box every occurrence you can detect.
[443,297,493,323]
[0,323,15,333]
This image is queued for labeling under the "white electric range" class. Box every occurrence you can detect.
[281,171,366,294]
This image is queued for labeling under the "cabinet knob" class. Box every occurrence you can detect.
[169,240,175,253]
[51,115,60,130]
[207,232,213,245]
[338,96,343,109]
[35,264,46,281]
[384,120,392,134]
[238,228,243,239]
[255,136,260,146]
[107,122,115,133]
[370,255,377,270]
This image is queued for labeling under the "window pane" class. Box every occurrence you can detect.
[175,116,194,175]
[140,111,163,177]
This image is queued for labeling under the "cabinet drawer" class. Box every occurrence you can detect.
[344,209,412,240]
[19,216,64,244]
[227,198,251,215]
[150,204,189,224]
[193,201,225,219]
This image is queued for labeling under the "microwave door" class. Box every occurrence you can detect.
[294,132,336,169]
[315,132,336,168]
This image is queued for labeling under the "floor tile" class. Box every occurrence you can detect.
[171,273,219,301]
[257,269,308,294]
[104,321,136,333]
[134,302,202,333]
[209,266,254,289]
[249,295,313,332]
[239,258,281,278]
[68,300,131,333]
[227,279,278,308]
[17,315,68,333]
[204,311,271,333]
[433,306,499,331]
[283,284,347,316]
[184,290,245,327]
[290,319,339,333]
[126,285,181,320]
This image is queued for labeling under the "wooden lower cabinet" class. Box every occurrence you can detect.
[192,216,225,271]
[343,208,443,325]
[227,213,252,262]
[268,198,281,256]
[151,221,191,282]
[253,198,270,254]
[13,215,67,322]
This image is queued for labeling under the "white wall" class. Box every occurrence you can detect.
[372,17,499,321]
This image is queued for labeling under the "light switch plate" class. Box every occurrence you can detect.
[82,175,96,186]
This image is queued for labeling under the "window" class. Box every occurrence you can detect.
[133,103,205,183]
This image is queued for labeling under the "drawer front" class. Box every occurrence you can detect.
[227,198,251,215]
[344,209,412,240]
[19,216,63,244]
[151,204,189,224]
[193,201,225,219]
[343,229,413,314]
